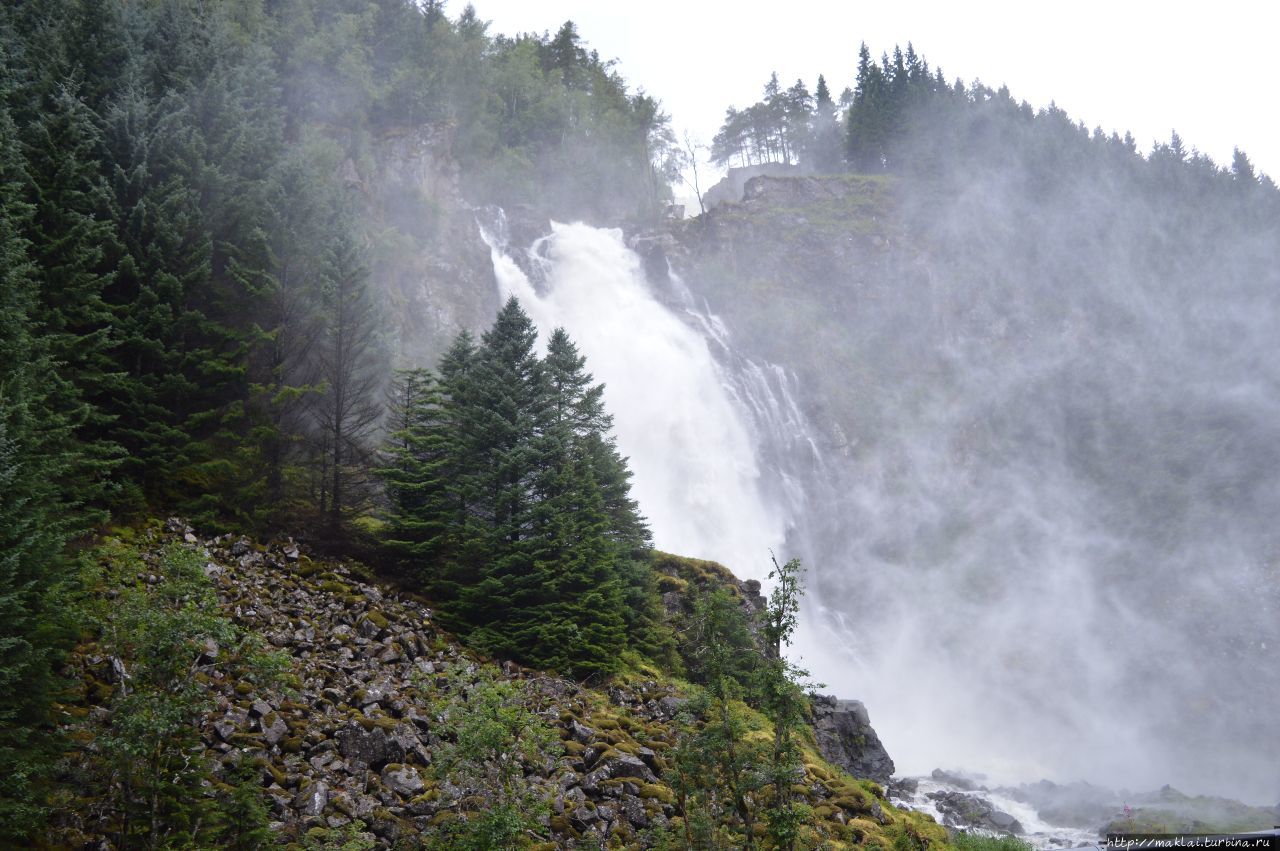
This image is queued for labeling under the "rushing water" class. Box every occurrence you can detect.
[476,213,1278,828]
[479,216,805,581]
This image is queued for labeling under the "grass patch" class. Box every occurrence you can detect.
[952,833,1035,851]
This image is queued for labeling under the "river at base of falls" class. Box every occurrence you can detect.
[891,774,1106,849]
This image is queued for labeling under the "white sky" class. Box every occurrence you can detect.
[469,0,1280,181]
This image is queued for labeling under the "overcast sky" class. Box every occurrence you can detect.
[470,0,1280,182]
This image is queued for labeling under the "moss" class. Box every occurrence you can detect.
[638,784,674,804]
[320,580,351,595]
[294,558,321,578]
[362,610,389,630]
[234,682,254,695]
[562,740,586,756]
[656,574,688,593]
[282,736,304,753]
[549,814,580,838]
[833,792,872,814]
[266,762,288,786]
[356,716,399,732]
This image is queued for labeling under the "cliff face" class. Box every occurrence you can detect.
[667,175,909,457]
[351,128,501,370]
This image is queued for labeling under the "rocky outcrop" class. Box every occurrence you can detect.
[702,162,806,210]
[353,127,501,370]
[811,694,896,784]
[926,790,1025,835]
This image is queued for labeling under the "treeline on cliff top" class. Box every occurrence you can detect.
[711,41,1278,206]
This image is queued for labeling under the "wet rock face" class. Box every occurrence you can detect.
[810,694,896,784]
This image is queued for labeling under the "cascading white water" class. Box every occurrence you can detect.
[472,204,1279,824]
[480,218,790,581]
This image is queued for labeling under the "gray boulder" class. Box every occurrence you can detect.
[810,694,895,784]
[928,790,1025,835]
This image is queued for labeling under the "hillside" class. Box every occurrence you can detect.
[6,0,1280,842]
[47,520,944,849]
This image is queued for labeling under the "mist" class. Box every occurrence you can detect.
[371,2,1280,807]
[676,97,1280,803]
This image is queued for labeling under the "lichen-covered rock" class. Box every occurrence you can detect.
[381,764,425,797]
[293,781,329,817]
[583,754,656,795]
[336,721,402,770]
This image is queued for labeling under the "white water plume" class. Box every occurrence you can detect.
[480,218,789,581]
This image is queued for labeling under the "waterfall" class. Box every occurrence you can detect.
[479,216,802,582]
[475,213,1279,808]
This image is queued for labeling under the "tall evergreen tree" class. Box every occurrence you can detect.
[379,368,453,568]
[308,225,384,531]
[21,81,124,513]
[0,81,80,842]
[451,297,547,650]
[809,73,844,173]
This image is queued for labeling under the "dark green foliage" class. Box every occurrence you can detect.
[4,0,674,534]
[381,301,653,678]
[379,368,453,565]
[761,556,811,851]
[0,57,86,843]
[665,556,813,850]
[669,587,770,849]
[0,0,681,841]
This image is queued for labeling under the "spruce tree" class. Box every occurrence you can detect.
[379,368,454,568]
[21,81,124,514]
[308,225,384,532]
[451,298,547,653]
[0,88,79,842]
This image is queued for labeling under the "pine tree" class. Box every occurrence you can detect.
[21,81,124,514]
[379,368,454,568]
[308,225,384,532]
[0,85,80,842]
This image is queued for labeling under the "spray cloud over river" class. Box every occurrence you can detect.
[479,207,1280,807]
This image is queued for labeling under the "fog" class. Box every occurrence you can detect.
[754,109,1280,803]
[467,103,1280,805]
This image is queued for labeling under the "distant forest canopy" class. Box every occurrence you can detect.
[711,41,1277,194]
